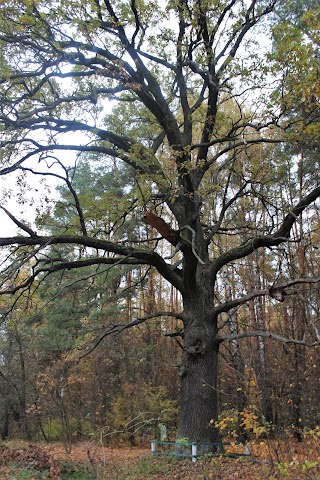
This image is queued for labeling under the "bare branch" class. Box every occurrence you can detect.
[215,276,320,315]
[113,311,185,335]
[0,206,37,237]
[0,139,169,191]
[219,330,318,348]
[215,288,268,315]
[0,235,184,293]
[206,181,248,243]
[216,1,277,75]
[211,185,320,275]
[80,311,184,358]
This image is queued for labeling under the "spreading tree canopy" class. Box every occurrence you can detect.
[0,0,319,446]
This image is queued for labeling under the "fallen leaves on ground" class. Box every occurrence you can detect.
[0,435,319,479]
[0,443,61,478]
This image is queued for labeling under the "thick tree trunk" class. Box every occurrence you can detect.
[177,339,219,446]
[177,294,220,451]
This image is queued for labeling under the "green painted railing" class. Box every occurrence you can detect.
[150,440,251,463]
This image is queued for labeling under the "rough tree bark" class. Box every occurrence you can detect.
[178,288,219,446]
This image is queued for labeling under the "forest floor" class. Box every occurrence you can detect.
[0,435,319,479]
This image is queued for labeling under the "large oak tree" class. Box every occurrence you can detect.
[0,0,319,446]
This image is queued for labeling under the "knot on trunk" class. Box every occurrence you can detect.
[185,338,205,356]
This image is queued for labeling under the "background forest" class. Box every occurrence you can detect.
[0,152,319,447]
[0,0,319,478]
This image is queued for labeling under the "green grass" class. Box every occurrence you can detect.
[60,462,94,480]
[7,462,95,480]
[8,464,50,480]
[123,455,180,479]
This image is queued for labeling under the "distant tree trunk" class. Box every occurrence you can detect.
[246,254,273,424]
[224,268,247,440]
[229,319,247,440]
[76,391,83,440]
[0,337,14,440]
[287,160,307,441]
[254,293,273,424]
[292,342,305,442]
[141,274,159,386]
[14,325,31,440]
[289,246,307,442]
[1,404,11,440]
